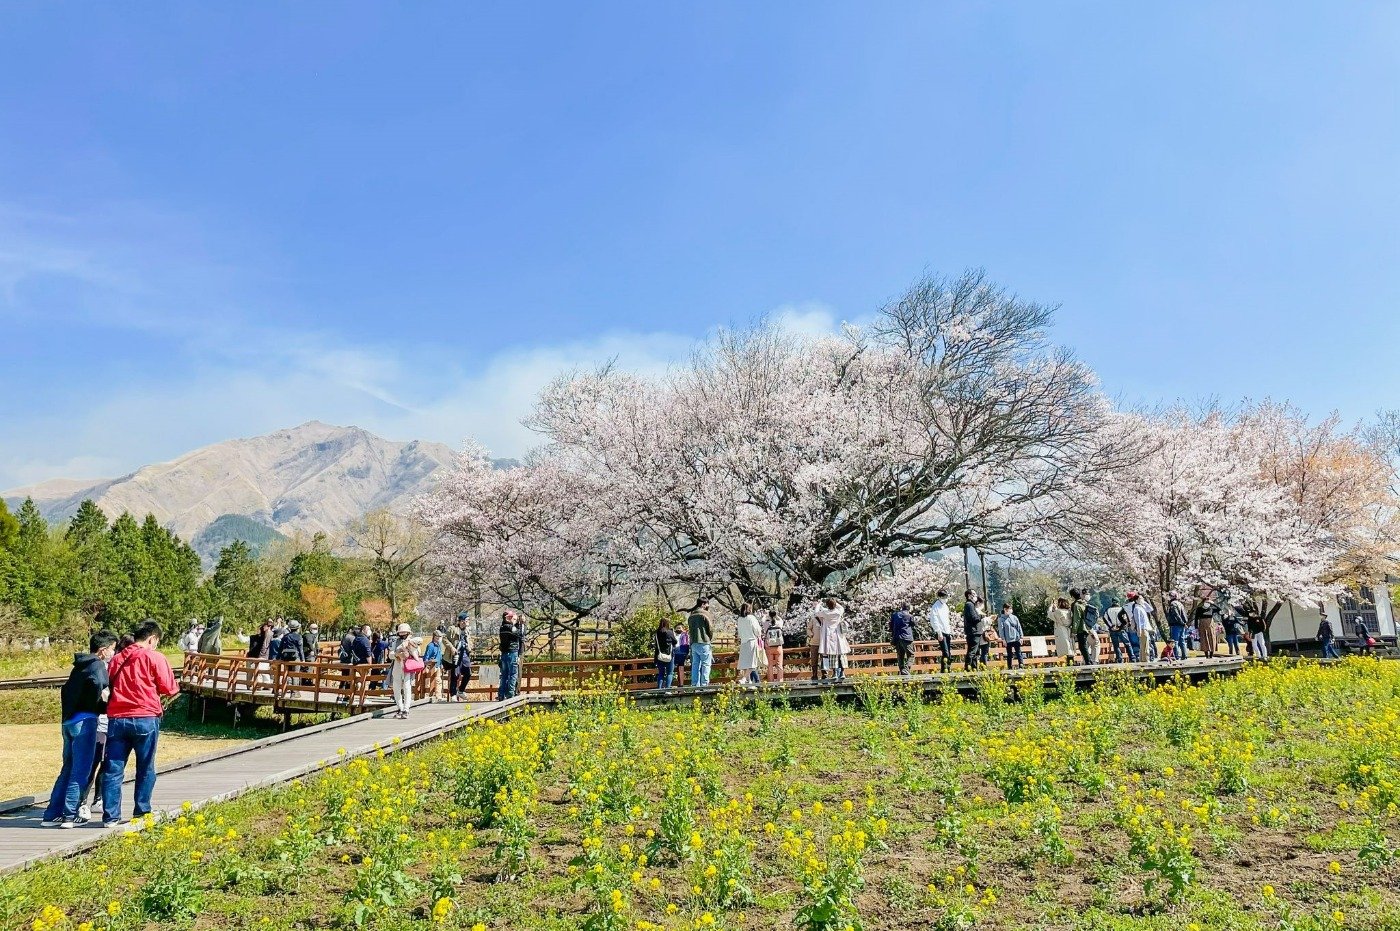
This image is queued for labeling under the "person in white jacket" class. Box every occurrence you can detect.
[735,604,764,686]
[808,597,851,682]
[926,590,952,673]
[179,622,203,654]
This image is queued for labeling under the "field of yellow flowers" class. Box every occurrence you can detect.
[2,659,1398,931]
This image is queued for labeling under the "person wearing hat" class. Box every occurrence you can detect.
[388,623,421,719]
[275,620,304,661]
[1126,592,1153,663]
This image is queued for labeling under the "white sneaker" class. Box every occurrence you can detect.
[78,804,91,821]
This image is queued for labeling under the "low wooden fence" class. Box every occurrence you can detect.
[517,633,1112,692]
[179,632,1113,713]
[180,654,497,716]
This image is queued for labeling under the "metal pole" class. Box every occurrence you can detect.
[979,552,990,606]
[1288,601,1299,656]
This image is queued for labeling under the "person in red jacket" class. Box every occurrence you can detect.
[100,620,179,826]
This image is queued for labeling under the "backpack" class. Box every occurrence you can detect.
[1082,603,1100,629]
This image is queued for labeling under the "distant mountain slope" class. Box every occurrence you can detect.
[192,514,289,561]
[2,422,465,561]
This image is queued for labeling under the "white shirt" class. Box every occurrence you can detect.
[927,599,951,636]
[180,630,200,652]
[1130,601,1152,633]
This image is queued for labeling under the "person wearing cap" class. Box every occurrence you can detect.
[449,614,473,701]
[1317,607,1340,660]
[422,630,444,701]
[278,620,305,661]
[388,623,420,719]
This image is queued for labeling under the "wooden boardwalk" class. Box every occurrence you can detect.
[0,696,540,875]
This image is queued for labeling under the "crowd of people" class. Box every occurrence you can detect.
[41,585,1377,831]
[650,587,1374,687]
[163,588,1380,725]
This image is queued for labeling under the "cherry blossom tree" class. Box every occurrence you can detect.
[415,443,635,638]
[497,270,1111,611]
[1072,406,1359,620]
[847,555,966,638]
[1240,401,1398,587]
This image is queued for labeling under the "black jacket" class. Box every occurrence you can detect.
[499,620,524,654]
[60,653,109,722]
[962,601,982,636]
[351,635,372,664]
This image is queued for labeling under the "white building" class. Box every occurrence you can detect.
[1267,581,1396,647]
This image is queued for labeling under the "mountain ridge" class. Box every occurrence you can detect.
[2,421,473,563]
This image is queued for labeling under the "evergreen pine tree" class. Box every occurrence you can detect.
[106,512,153,628]
[64,500,113,622]
[11,499,65,632]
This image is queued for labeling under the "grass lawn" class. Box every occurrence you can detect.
[2,660,1398,931]
[0,689,308,802]
[0,646,192,681]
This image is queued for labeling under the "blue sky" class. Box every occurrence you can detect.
[2,2,1397,488]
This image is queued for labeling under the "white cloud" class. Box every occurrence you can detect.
[771,302,841,339]
[0,200,842,489]
[0,325,703,488]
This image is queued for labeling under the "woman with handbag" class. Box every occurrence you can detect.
[390,623,423,719]
[655,616,678,689]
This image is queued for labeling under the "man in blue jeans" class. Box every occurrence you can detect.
[497,611,524,700]
[41,631,117,827]
[101,620,178,826]
[687,600,714,686]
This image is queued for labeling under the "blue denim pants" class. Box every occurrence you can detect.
[690,643,713,686]
[44,716,99,822]
[656,659,674,689]
[101,716,161,824]
[497,651,520,701]
[1170,626,1189,661]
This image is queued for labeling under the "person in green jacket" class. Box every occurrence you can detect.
[687,600,714,686]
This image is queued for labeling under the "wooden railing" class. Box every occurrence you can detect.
[180,632,1113,711]
[515,633,1113,693]
[180,654,496,714]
